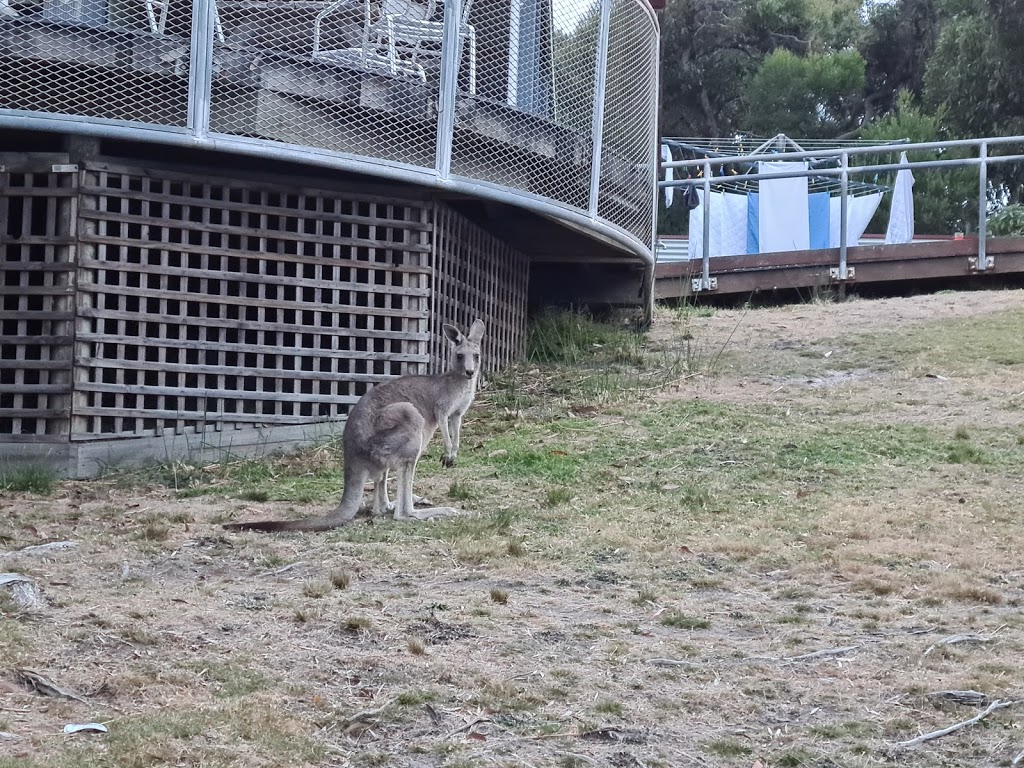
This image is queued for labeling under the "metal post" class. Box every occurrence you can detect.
[434,0,462,180]
[187,0,215,138]
[587,0,612,218]
[837,152,849,282]
[977,141,989,271]
[701,161,711,286]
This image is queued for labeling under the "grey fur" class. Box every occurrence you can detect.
[224,320,485,532]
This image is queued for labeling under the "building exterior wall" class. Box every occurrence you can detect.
[0,155,528,475]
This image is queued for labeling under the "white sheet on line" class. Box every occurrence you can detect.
[758,162,810,253]
[829,192,883,247]
[885,151,915,244]
[687,190,749,259]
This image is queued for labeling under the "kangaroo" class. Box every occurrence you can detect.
[224,320,485,532]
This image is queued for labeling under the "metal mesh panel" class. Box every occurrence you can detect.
[598,0,657,246]
[0,0,192,124]
[209,0,439,167]
[449,0,597,211]
[0,163,77,441]
[431,204,527,374]
[72,161,432,439]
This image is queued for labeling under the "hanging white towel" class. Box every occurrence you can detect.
[661,144,674,208]
[687,191,749,259]
[885,152,915,244]
[758,162,810,253]
[829,192,883,247]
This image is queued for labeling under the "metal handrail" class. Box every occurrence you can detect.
[659,134,1024,291]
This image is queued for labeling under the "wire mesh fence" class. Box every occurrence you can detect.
[0,0,658,251]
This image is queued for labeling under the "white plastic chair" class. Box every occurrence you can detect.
[383,0,475,93]
[313,0,427,82]
[144,0,225,42]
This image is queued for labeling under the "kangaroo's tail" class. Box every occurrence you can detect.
[223,462,368,533]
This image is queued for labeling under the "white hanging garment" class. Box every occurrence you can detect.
[661,144,674,208]
[885,151,916,244]
[758,162,810,252]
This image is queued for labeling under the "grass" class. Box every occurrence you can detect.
[0,464,59,494]
[6,296,1024,767]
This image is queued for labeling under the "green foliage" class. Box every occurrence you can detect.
[860,90,976,234]
[526,311,642,366]
[988,205,1024,236]
[0,465,59,495]
[742,49,867,137]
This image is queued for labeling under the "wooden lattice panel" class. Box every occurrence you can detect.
[0,163,77,441]
[431,205,528,372]
[73,161,433,440]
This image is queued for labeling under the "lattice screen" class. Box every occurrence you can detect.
[0,164,76,441]
[72,161,433,440]
[431,205,528,373]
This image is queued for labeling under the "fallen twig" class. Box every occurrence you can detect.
[13,669,88,704]
[923,633,993,656]
[927,690,988,706]
[1011,746,1024,766]
[784,645,859,663]
[259,561,307,578]
[445,717,491,739]
[894,699,1022,750]
[646,658,698,668]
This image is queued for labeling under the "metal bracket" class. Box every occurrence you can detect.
[968,255,995,272]
[51,164,79,173]
[691,276,718,293]
[829,266,855,281]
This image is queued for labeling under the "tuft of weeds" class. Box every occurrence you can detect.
[140,521,171,541]
[489,588,509,604]
[592,698,624,716]
[342,616,373,634]
[703,738,753,757]
[448,480,474,502]
[506,537,528,557]
[302,580,332,599]
[293,606,321,623]
[544,487,572,507]
[0,465,59,495]
[330,570,352,590]
[946,441,989,464]
[633,585,658,605]
[659,611,711,630]
[407,635,426,656]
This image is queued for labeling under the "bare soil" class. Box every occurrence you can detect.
[2,288,1024,768]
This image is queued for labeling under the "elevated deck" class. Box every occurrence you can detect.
[654,237,1024,299]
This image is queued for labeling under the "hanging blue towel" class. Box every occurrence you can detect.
[747,193,759,255]
[808,192,830,250]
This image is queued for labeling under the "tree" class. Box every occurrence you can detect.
[741,48,867,137]
[860,0,939,120]
[861,90,977,234]
[659,0,759,137]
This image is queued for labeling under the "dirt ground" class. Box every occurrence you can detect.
[2,288,1024,768]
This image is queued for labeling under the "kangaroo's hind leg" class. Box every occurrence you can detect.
[372,469,390,517]
[393,456,460,522]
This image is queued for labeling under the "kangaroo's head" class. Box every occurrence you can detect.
[442,319,485,381]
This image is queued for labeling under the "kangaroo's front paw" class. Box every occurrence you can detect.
[441,453,457,468]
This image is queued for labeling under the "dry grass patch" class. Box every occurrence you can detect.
[4,294,1024,767]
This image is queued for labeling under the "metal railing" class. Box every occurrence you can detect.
[661,135,1024,292]
[0,0,660,263]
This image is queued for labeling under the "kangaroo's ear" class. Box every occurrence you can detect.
[442,324,463,345]
[467,319,485,342]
